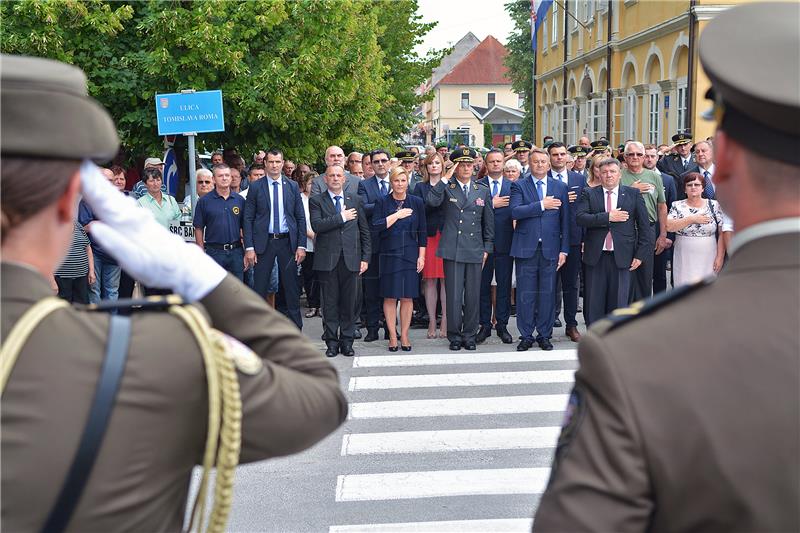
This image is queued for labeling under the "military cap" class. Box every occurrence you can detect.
[511,140,533,152]
[590,139,610,152]
[671,132,693,145]
[395,151,416,162]
[568,145,590,157]
[449,147,477,163]
[435,142,449,149]
[543,140,554,149]
[699,2,799,165]
[1,54,119,161]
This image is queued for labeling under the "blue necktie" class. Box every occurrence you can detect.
[492,180,499,197]
[556,173,563,183]
[334,195,342,213]
[683,159,689,171]
[463,184,469,197]
[536,179,544,200]
[703,171,715,199]
[379,180,387,196]
[272,180,280,234]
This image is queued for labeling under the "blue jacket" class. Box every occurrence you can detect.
[372,193,427,259]
[477,176,514,255]
[243,175,307,254]
[358,176,389,250]
[509,176,570,260]
[548,169,586,247]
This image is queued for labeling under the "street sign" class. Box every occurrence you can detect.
[155,90,224,135]
[169,220,195,243]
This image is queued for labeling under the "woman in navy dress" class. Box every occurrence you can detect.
[373,167,427,351]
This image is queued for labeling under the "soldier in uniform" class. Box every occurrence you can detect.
[426,148,494,351]
[1,55,347,532]
[533,4,799,531]
[657,132,700,189]
[511,140,533,176]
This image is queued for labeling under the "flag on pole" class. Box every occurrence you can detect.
[163,147,179,196]
[531,0,554,51]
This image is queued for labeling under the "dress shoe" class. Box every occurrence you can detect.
[565,325,581,343]
[340,342,355,357]
[449,340,462,351]
[325,342,339,358]
[388,341,399,352]
[537,338,554,351]
[464,341,477,351]
[475,325,492,344]
[517,339,534,351]
[496,325,513,344]
[553,318,563,328]
[401,345,412,352]
[353,328,362,340]
[364,328,379,342]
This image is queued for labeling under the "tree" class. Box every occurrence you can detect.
[0,0,442,163]
[483,122,494,148]
[504,0,535,142]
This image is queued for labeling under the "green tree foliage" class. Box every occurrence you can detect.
[483,122,494,148]
[0,0,441,162]
[504,0,535,141]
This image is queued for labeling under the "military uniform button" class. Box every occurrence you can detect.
[458,230,462,234]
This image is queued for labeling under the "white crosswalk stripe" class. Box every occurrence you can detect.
[330,346,577,531]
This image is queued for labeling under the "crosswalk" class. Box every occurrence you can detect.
[329,348,578,532]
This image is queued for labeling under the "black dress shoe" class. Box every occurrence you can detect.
[475,325,491,343]
[364,328,379,342]
[449,341,462,351]
[325,342,339,358]
[496,326,513,344]
[517,339,534,351]
[464,341,477,351]
[553,318,563,328]
[353,328,362,340]
[537,338,554,351]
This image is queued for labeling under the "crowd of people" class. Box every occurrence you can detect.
[62,132,731,354]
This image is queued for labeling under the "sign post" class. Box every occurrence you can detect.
[155,89,225,214]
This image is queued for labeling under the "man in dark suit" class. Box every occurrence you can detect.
[547,142,586,342]
[357,149,392,341]
[576,157,652,325]
[244,148,307,329]
[476,150,514,344]
[426,147,494,351]
[311,145,361,196]
[657,132,699,193]
[309,164,371,357]
[510,148,570,351]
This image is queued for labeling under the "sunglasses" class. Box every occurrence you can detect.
[625,153,644,157]
[198,180,213,184]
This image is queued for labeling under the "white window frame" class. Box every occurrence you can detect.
[624,89,637,141]
[562,101,576,146]
[460,92,470,110]
[571,0,579,32]
[542,106,550,142]
[648,89,661,145]
[676,79,688,133]
[551,2,558,46]
[612,95,625,147]
[552,103,562,140]
[592,97,607,140]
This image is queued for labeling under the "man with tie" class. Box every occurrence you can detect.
[309,164,371,358]
[621,141,668,302]
[547,142,586,342]
[357,149,393,341]
[476,149,514,344]
[426,148,494,351]
[510,149,570,351]
[511,140,533,177]
[658,132,699,193]
[690,140,717,200]
[576,158,652,325]
[311,145,361,196]
[243,149,307,329]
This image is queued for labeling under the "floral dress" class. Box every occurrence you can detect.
[668,199,725,286]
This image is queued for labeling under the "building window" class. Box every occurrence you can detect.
[625,91,637,141]
[551,2,558,45]
[542,106,550,142]
[488,92,496,108]
[648,90,661,144]
[592,97,607,140]
[460,92,470,110]
[562,101,576,146]
[677,82,688,133]
[571,0,579,31]
[586,0,595,21]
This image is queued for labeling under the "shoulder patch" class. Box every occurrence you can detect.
[215,331,263,375]
[590,277,714,335]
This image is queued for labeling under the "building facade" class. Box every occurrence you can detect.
[534,0,748,147]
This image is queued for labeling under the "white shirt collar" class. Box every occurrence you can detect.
[728,217,800,256]
[700,163,715,175]
[602,185,620,195]
[328,190,344,201]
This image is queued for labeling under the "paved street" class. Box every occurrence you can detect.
[222,313,580,532]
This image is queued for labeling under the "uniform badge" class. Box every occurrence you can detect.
[218,332,263,375]
[475,198,485,206]
[449,198,458,202]
[232,206,240,215]
[449,183,456,189]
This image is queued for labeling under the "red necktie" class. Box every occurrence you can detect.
[604,190,613,251]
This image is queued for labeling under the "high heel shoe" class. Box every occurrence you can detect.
[426,329,436,339]
[401,345,412,352]
[388,339,399,352]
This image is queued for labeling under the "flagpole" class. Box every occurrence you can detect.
[532,53,537,143]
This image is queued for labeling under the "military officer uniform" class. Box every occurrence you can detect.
[396,150,420,192]
[657,132,699,193]
[0,55,347,532]
[533,4,799,531]
[426,148,494,350]
[511,140,533,177]
[589,138,610,155]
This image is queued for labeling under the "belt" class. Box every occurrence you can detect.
[206,242,242,250]
[602,250,614,255]
[268,233,290,239]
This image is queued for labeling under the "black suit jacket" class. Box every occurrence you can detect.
[309,191,371,272]
[657,154,698,187]
[576,185,652,269]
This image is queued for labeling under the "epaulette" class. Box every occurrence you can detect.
[590,277,714,336]
[84,294,185,313]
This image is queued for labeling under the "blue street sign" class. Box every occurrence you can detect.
[155,90,225,135]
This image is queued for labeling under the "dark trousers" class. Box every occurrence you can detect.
[479,252,513,328]
[318,254,358,342]
[255,238,302,330]
[653,226,672,294]
[631,223,656,302]
[55,275,89,304]
[553,244,581,328]
[362,252,382,328]
[585,252,632,325]
[206,247,244,282]
[515,248,557,341]
[301,251,320,308]
[443,260,482,343]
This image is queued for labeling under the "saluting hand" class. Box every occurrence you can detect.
[492,195,510,208]
[609,209,629,222]
[542,196,562,209]
[342,208,358,221]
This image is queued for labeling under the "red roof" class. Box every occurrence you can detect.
[439,36,511,85]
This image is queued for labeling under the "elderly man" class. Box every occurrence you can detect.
[181,168,215,214]
[658,132,699,180]
[689,140,717,200]
[311,145,360,195]
[578,136,591,148]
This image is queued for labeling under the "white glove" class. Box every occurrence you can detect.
[79,160,227,302]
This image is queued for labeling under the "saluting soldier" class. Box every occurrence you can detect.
[0,55,347,532]
[511,139,533,177]
[657,132,700,189]
[533,4,799,531]
[426,148,494,351]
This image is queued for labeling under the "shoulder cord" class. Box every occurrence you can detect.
[169,305,241,533]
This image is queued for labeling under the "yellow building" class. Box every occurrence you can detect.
[534,0,750,147]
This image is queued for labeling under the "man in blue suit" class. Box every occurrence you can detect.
[510,149,570,351]
[476,150,514,344]
[357,148,392,341]
[547,142,586,342]
[243,149,307,329]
